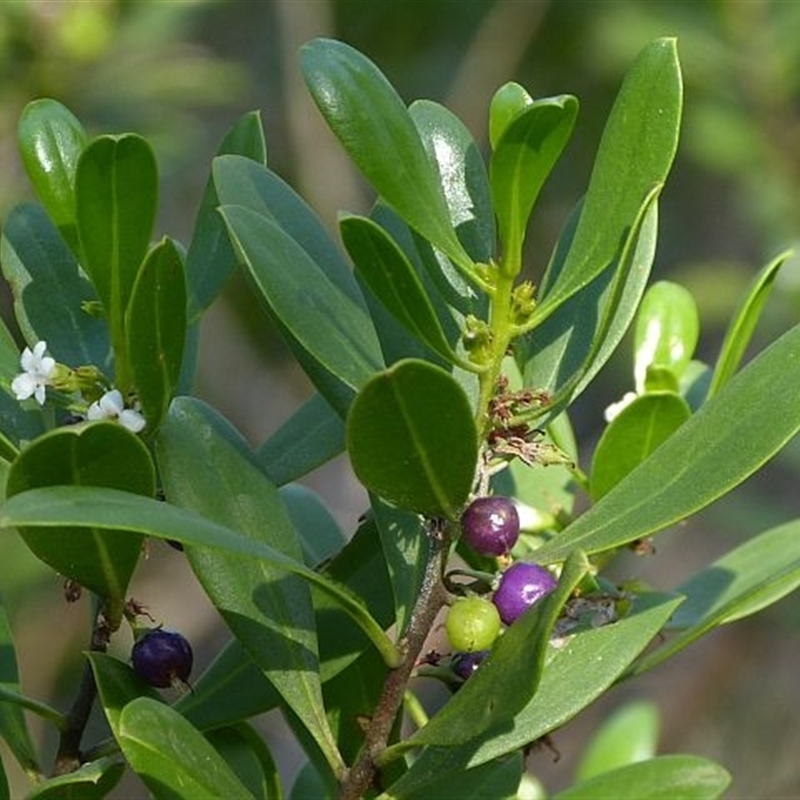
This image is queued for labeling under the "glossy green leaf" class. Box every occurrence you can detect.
[156,397,345,778]
[590,393,691,501]
[384,592,681,796]
[279,483,346,568]
[553,754,730,800]
[489,82,534,149]
[341,215,459,363]
[0,601,38,776]
[185,111,267,322]
[490,95,578,271]
[707,250,792,397]
[634,519,800,675]
[300,38,473,274]
[75,134,158,389]
[534,321,800,564]
[533,38,681,324]
[5,423,154,612]
[206,723,281,800]
[25,759,125,800]
[17,99,88,254]
[0,203,111,370]
[117,697,255,799]
[634,281,699,392]
[220,204,383,402]
[256,393,345,486]
[403,551,588,749]
[575,701,660,781]
[409,99,496,263]
[347,359,477,519]
[125,237,187,432]
[213,155,360,304]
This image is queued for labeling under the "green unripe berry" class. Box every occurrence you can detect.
[445,596,501,653]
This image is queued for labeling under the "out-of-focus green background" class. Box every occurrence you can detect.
[1,1,799,797]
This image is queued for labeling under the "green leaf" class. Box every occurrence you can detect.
[634,281,699,392]
[553,754,730,800]
[341,215,459,364]
[489,95,578,272]
[206,723,282,800]
[0,484,399,668]
[0,600,38,776]
[634,519,800,675]
[575,701,660,781]
[125,238,187,432]
[0,203,111,370]
[489,82,534,149]
[5,423,154,613]
[384,592,681,796]
[156,397,345,778]
[117,697,255,799]
[533,38,681,324]
[75,134,158,389]
[590,392,691,501]
[534,321,800,564]
[220,204,383,406]
[25,759,125,800]
[185,111,267,322]
[256,393,345,486]
[279,483,346,568]
[17,99,88,254]
[409,99,496,263]
[707,249,792,398]
[347,359,478,519]
[299,38,473,274]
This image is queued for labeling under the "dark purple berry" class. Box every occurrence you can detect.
[131,629,193,688]
[492,561,557,625]
[461,496,520,556]
[452,650,489,680]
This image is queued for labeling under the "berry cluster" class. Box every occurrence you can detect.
[444,495,557,680]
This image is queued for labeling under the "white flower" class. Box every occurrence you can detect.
[87,389,146,433]
[603,391,637,423]
[11,341,56,405]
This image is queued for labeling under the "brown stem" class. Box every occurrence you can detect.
[52,609,113,776]
[338,522,451,800]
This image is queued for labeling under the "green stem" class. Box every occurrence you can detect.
[0,686,67,731]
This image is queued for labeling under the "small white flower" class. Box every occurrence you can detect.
[603,391,637,423]
[87,389,146,433]
[11,341,56,405]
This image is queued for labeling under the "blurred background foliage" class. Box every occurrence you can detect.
[1,1,799,797]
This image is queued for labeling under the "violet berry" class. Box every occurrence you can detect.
[452,650,489,681]
[131,629,193,688]
[492,561,557,625]
[461,496,520,556]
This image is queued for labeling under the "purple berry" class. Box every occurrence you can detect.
[452,650,489,680]
[492,561,557,625]
[461,496,520,556]
[131,629,193,688]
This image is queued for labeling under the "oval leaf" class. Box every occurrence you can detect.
[5,422,154,608]
[346,359,478,519]
[489,82,534,149]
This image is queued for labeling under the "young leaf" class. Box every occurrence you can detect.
[409,99,496,263]
[25,759,125,800]
[4,422,155,614]
[590,392,691,501]
[489,82,534,149]
[185,111,267,322]
[17,99,88,255]
[489,95,578,273]
[299,38,474,275]
[346,359,478,519]
[534,320,800,564]
[340,214,460,364]
[156,397,345,778]
[125,237,187,432]
[707,249,792,398]
[117,697,255,799]
[553,754,730,800]
[75,134,158,389]
[533,38,682,324]
[0,203,111,370]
